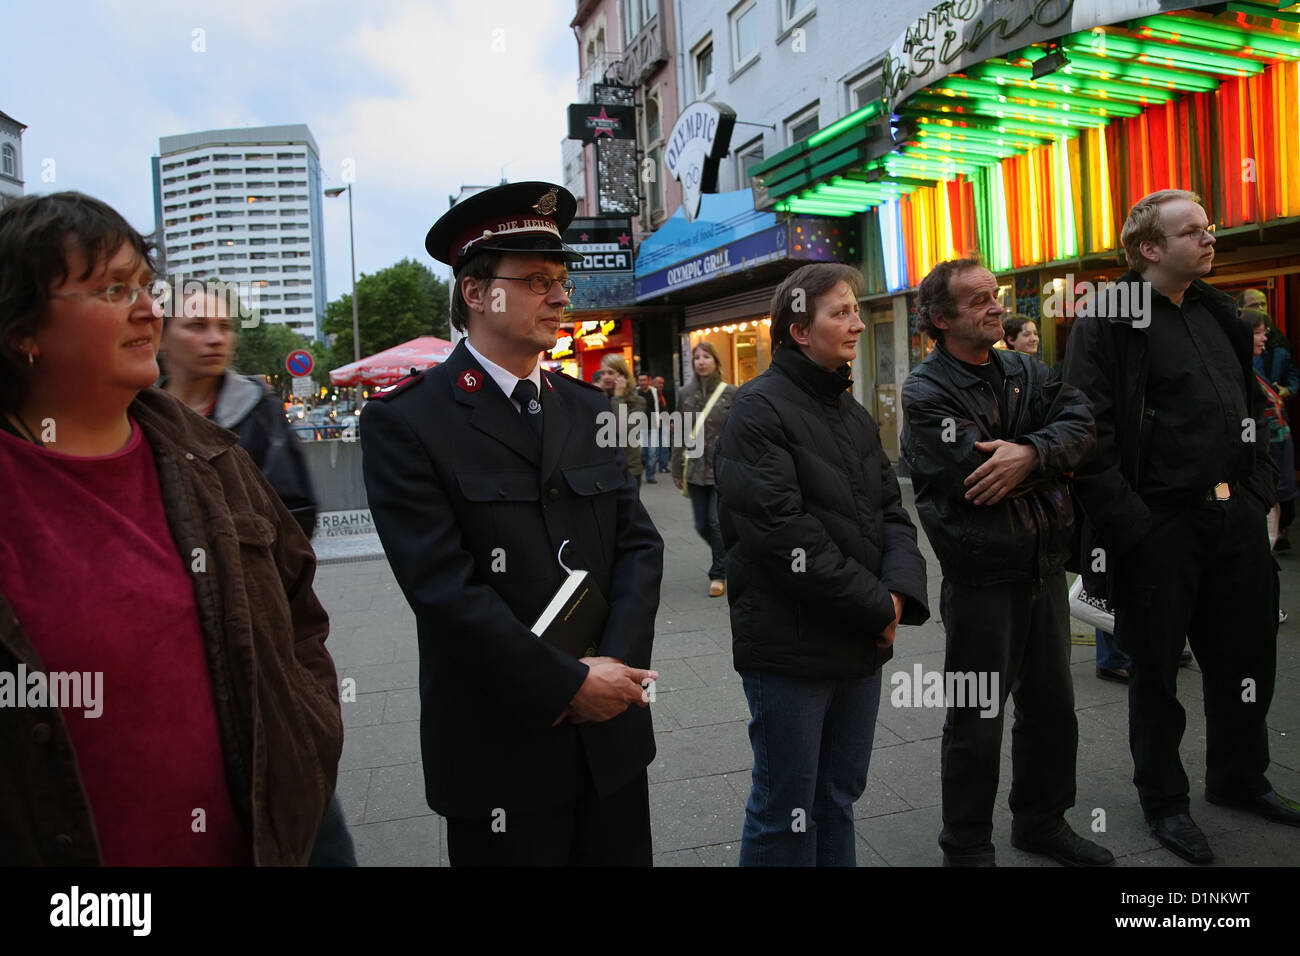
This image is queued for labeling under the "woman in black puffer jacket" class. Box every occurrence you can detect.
[714,262,929,867]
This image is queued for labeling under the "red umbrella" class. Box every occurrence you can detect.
[328,336,456,387]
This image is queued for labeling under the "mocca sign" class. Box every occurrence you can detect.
[881,0,1220,110]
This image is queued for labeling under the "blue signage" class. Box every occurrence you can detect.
[635,226,788,301]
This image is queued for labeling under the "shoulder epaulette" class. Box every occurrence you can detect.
[545,370,605,394]
[369,370,425,401]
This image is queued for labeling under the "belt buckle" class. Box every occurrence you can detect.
[1211,482,1231,501]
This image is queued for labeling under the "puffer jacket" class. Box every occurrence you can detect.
[901,344,1095,586]
[0,387,342,865]
[669,375,737,486]
[715,346,929,680]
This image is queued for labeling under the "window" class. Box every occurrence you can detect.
[2,144,16,176]
[694,37,714,96]
[848,65,884,112]
[730,1,759,72]
[781,0,815,29]
[621,0,642,46]
[736,136,764,186]
[786,103,820,144]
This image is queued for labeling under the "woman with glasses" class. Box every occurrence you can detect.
[0,192,342,865]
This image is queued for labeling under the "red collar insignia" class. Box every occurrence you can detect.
[458,369,484,393]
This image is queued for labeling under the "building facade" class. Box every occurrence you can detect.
[0,110,26,204]
[152,124,328,340]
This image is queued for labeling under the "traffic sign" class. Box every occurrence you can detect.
[292,375,314,398]
[286,350,314,376]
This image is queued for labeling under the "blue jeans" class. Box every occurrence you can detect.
[687,483,727,581]
[738,669,882,866]
[1095,628,1131,670]
[642,445,657,478]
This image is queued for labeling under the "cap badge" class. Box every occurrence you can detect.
[459,370,483,393]
[527,398,541,414]
[533,188,559,216]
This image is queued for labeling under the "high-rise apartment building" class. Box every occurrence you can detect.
[152,124,327,340]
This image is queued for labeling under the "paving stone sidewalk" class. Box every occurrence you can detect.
[313,477,1300,867]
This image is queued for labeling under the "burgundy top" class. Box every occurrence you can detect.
[0,421,249,865]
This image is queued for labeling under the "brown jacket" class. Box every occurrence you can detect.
[0,387,342,865]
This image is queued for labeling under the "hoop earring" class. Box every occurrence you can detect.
[27,352,34,365]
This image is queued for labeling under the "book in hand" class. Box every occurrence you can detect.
[530,569,609,659]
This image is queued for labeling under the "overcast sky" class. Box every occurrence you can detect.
[2,0,578,299]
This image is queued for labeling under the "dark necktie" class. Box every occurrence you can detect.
[511,379,543,441]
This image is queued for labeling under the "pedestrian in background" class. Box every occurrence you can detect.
[671,341,737,597]
[600,353,645,491]
[1240,291,1298,550]
[1245,308,1298,576]
[1002,313,1040,356]
[715,262,929,866]
[159,282,355,866]
[653,374,672,475]
[635,371,665,483]
[0,191,342,865]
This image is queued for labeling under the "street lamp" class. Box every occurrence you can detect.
[324,184,361,363]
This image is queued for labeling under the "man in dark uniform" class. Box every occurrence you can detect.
[360,182,663,866]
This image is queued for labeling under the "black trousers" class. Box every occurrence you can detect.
[1112,496,1278,818]
[939,575,1078,858]
[445,768,652,866]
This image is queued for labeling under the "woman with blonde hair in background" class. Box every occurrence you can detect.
[599,352,646,492]
[671,341,738,597]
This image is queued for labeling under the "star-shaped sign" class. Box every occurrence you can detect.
[617,232,631,246]
[580,233,589,241]
[591,107,616,139]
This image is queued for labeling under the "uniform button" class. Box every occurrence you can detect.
[53,833,73,849]
[498,488,507,498]
[31,723,53,745]
[185,452,195,461]
[549,487,560,499]
[595,481,605,491]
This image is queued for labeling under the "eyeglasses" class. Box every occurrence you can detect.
[50,281,159,306]
[488,274,575,296]
[1161,224,1216,242]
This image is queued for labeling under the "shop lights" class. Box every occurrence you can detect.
[1067,30,1268,75]
[970,63,1177,105]
[1136,15,1300,59]
[806,99,883,148]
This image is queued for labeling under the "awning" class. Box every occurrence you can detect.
[748,1,1300,219]
[328,336,455,387]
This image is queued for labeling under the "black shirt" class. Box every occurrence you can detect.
[953,348,1006,432]
[1141,286,1252,500]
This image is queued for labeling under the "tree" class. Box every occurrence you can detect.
[232,321,325,401]
[322,258,450,372]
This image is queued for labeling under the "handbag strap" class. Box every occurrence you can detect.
[691,382,728,440]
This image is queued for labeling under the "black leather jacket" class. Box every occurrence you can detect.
[901,345,1096,586]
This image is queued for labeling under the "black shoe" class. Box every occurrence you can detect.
[1096,666,1129,684]
[1205,788,1300,827]
[1148,813,1213,864]
[646,477,656,483]
[1011,826,1114,867]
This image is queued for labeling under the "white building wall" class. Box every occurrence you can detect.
[673,0,935,193]
[154,124,326,340]
[0,111,26,203]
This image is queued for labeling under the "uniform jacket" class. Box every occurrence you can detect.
[1062,272,1275,595]
[0,387,342,865]
[669,376,737,486]
[359,340,663,819]
[714,346,929,680]
[212,371,318,539]
[901,344,1095,586]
